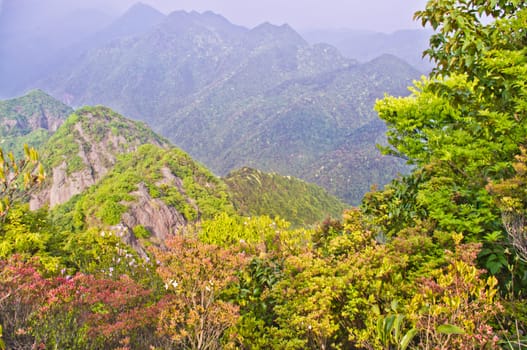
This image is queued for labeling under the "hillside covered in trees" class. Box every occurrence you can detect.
[1,2,419,204]
[1,0,527,349]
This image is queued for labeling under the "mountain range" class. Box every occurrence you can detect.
[301,28,434,73]
[0,87,342,229]
[9,102,345,236]
[1,2,422,203]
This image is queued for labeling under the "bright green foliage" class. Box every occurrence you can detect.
[54,144,234,230]
[229,256,283,349]
[62,228,157,284]
[364,1,527,345]
[252,210,419,349]
[415,0,527,79]
[362,171,427,238]
[0,205,65,273]
[373,301,417,350]
[0,325,4,350]
[133,225,151,239]
[224,167,346,226]
[42,105,170,175]
[374,1,527,286]
[1,129,53,160]
[0,145,44,219]
[376,75,508,240]
[0,90,73,157]
[199,213,291,249]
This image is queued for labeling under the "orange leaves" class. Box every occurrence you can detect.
[153,236,248,349]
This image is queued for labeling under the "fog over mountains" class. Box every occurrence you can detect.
[0,0,429,32]
[0,1,427,203]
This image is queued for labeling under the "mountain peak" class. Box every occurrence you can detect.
[250,21,306,46]
[117,2,164,26]
[0,90,73,156]
[366,53,418,70]
[32,106,171,210]
[124,2,164,17]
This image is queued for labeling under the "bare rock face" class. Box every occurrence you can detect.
[31,107,170,209]
[109,223,149,259]
[121,183,187,242]
[0,90,73,136]
[50,162,97,206]
[27,108,64,132]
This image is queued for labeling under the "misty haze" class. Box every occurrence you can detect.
[1,0,523,349]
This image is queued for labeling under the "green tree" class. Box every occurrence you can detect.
[0,145,44,219]
[373,0,527,285]
[415,0,526,80]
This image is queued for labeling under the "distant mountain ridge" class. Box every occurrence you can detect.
[301,28,434,72]
[5,3,420,203]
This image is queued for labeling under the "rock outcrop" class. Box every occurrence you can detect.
[31,106,170,209]
[121,183,187,242]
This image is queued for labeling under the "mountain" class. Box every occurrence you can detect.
[0,90,73,156]
[225,167,347,226]
[34,105,342,237]
[31,106,171,209]
[301,28,434,73]
[32,10,419,204]
[52,143,235,243]
[60,2,166,66]
[91,2,165,43]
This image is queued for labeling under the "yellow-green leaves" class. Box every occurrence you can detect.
[0,145,44,219]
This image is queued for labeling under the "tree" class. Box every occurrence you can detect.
[153,236,248,350]
[415,0,527,80]
[373,0,527,283]
[487,147,527,262]
[0,145,44,219]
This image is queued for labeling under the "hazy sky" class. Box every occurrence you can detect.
[0,0,429,33]
[124,0,429,32]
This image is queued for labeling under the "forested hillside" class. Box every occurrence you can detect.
[225,167,346,226]
[21,5,419,203]
[0,90,73,157]
[0,0,526,349]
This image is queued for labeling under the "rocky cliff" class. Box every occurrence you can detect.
[31,106,170,209]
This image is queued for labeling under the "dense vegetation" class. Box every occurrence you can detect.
[0,0,526,349]
[41,105,170,174]
[225,167,346,226]
[0,90,73,157]
[53,143,234,232]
